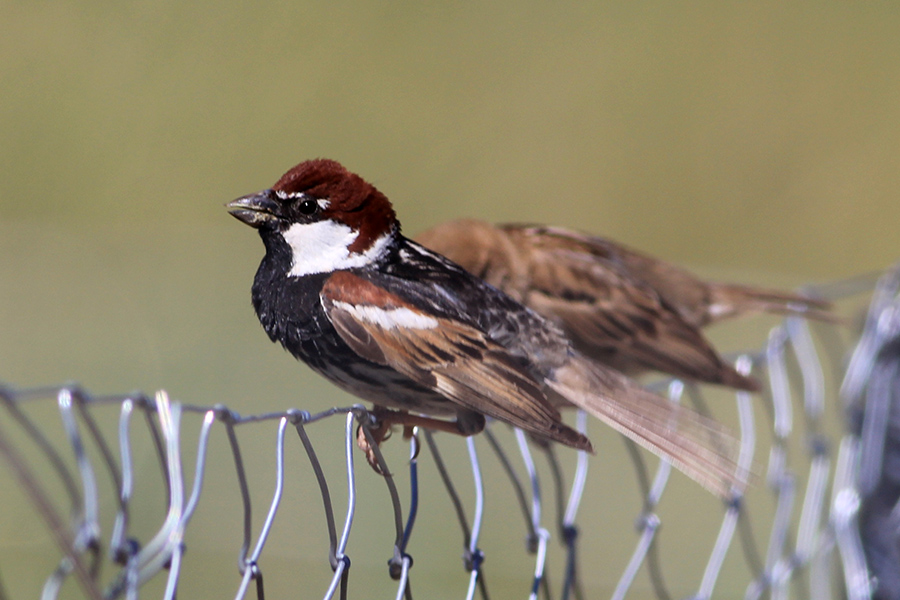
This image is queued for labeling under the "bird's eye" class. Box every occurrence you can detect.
[298,198,319,215]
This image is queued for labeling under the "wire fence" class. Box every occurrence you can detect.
[1,263,899,600]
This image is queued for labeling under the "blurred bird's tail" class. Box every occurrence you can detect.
[706,284,835,325]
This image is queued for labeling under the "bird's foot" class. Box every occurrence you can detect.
[357,408,469,474]
[357,410,395,475]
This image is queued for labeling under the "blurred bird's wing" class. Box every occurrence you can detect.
[510,224,832,326]
[499,225,760,389]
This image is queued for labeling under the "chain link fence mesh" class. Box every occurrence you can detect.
[1,263,899,599]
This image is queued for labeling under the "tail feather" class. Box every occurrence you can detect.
[547,356,746,498]
[707,284,835,325]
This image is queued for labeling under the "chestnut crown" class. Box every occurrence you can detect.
[272,159,398,241]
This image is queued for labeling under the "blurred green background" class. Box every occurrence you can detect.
[1,2,899,598]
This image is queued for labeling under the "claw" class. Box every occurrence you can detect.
[356,413,394,475]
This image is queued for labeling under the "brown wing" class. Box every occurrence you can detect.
[499,225,759,389]
[320,271,591,451]
[517,225,719,326]
[509,224,831,327]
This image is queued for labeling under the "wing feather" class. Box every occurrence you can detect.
[321,273,591,450]
[508,227,759,389]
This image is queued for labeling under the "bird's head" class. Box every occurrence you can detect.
[228,159,399,276]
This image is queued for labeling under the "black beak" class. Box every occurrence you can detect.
[226,190,280,228]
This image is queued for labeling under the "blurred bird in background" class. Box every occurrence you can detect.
[417,219,832,392]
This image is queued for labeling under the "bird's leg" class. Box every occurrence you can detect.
[357,407,483,474]
[386,411,480,434]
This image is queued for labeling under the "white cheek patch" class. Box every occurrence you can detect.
[332,300,439,330]
[282,221,393,277]
[282,220,362,277]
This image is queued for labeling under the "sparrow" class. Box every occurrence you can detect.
[416,219,832,391]
[228,159,740,496]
